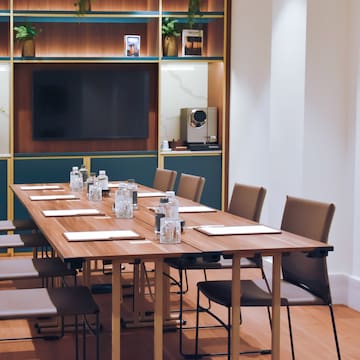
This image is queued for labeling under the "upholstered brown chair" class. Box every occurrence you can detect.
[153,168,177,192]
[228,183,266,222]
[176,173,205,202]
[195,195,341,360]
[225,183,268,286]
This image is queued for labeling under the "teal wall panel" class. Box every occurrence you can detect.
[91,156,157,187]
[0,160,7,220]
[13,157,83,219]
[164,155,222,209]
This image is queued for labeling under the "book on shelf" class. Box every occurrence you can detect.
[124,35,140,57]
[182,29,203,56]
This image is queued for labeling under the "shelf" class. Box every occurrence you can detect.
[162,56,223,61]
[14,11,160,23]
[13,56,159,62]
[162,11,224,18]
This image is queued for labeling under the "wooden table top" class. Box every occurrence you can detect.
[11,183,333,262]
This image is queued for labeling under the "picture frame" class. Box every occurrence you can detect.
[182,29,203,56]
[124,35,140,57]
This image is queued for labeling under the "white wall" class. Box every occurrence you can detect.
[228,0,272,223]
[230,0,360,309]
[0,63,10,157]
[160,62,208,143]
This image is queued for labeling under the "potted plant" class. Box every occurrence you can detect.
[14,24,41,57]
[74,0,91,14]
[162,18,180,57]
[187,0,201,28]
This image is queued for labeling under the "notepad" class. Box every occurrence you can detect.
[21,185,63,190]
[138,192,166,198]
[195,225,281,236]
[42,209,102,217]
[30,194,78,201]
[64,230,144,242]
[178,206,216,213]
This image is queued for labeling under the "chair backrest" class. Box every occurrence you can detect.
[153,168,177,192]
[280,195,335,303]
[227,183,266,222]
[176,173,206,203]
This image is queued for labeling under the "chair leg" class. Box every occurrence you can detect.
[328,304,341,360]
[75,314,79,360]
[82,315,86,360]
[96,313,100,360]
[286,306,295,360]
[195,286,201,359]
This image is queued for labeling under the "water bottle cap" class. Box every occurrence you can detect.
[72,166,78,171]
[166,191,175,197]
[99,170,106,175]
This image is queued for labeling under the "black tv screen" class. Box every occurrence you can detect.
[32,69,150,140]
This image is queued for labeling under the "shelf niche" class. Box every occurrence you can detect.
[13,0,159,12]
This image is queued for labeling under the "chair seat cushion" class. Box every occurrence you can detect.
[0,233,48,248]
[280,280,327,305]
[0,258,76,280]
[198,280,288,307]
[0,288,58,319]
[0,219,37,232]
[0,287,99,319]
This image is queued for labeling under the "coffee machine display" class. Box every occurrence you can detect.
[180,107,219,150]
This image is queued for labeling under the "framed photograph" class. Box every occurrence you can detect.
[124,35,140,57]
[182,29,203,56]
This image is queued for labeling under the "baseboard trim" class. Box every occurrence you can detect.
[330,273,360,311]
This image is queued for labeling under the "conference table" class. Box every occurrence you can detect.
[10,182,333,360]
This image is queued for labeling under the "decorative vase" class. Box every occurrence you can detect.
[22,39,35,57]
[163,36,177,57]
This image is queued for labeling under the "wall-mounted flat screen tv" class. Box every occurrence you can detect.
[32,69,150,140]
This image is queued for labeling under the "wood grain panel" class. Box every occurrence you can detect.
[0,0,8,10]
[12,22,157,58]
[162,0,224,12]
[0,23,9,57]
[207,19,224,57]
[208,62,224,146]
[14,63,158,153]
[13,0,157,11]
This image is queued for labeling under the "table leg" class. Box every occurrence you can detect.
[112,260,122,360]
[272,254,281,360]
[82,260,91,287]
[154,259,164,360]
[230,255,241,359]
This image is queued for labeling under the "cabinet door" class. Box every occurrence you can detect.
[0,63,10,156]
[164,154,222,209]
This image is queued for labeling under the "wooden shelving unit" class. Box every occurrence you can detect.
[0,0,230,217]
